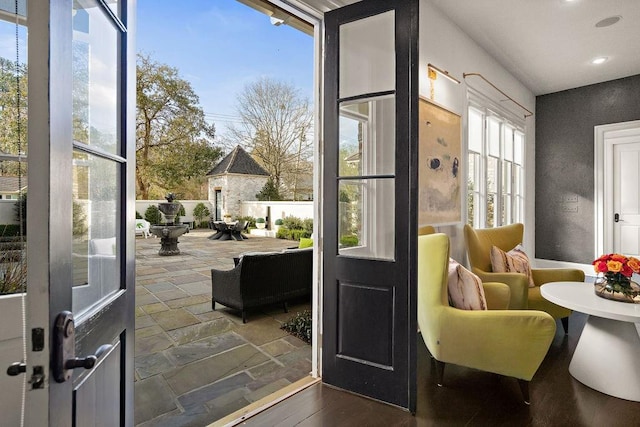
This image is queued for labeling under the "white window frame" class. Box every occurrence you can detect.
[466,89,526,228]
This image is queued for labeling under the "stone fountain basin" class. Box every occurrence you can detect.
[149,224,189,238]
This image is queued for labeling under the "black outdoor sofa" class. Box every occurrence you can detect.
[210,247,312,323]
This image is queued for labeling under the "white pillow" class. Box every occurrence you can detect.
[447,258,487,310]
[490,244,535,288]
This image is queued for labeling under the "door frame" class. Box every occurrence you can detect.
[595,119,640,256]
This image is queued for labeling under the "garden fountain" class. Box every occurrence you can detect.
[149,193,189,256]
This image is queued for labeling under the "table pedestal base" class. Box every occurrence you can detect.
[569,315,640,401]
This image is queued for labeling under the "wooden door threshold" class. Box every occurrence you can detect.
[208,376,320,427]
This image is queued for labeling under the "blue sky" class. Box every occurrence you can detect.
[137,0,314,137]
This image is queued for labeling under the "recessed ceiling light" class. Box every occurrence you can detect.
[596,16,622,28]
[592,57,608,65]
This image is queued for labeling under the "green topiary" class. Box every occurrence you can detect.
[275,218,284,226]
[193,202,211,227]
[135,211,143,219]
[256,217,265,223]
[144,205,162,225]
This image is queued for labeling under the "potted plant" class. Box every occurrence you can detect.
[256,217,266,229]
[223,213,233,223]
[274,218,283,232]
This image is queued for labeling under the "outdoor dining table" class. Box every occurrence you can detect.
[208,221,247,241]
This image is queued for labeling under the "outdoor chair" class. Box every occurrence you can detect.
[418,233,556,404]
[463,223,585,333]
[135,219,151,238]
[231,220,247,240]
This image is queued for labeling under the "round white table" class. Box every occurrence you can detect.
[541,281,640,401]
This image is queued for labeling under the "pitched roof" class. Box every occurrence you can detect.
[207,145,269,177]
[0,176,27,193]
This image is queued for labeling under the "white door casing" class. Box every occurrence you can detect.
[595,120,640,256]
[613,141,640,256]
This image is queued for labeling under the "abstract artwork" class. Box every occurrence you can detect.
[418,98,462,225]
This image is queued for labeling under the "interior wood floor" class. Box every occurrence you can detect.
[239,312,640,426]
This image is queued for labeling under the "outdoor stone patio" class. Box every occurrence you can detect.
[134,229,312,426]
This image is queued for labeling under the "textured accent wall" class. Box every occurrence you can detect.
[535,75,640,263]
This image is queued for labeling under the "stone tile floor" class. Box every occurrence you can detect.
[134,229,312,426]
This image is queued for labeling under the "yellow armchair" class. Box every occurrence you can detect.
[463,223,585,332]
[418,233,557,404]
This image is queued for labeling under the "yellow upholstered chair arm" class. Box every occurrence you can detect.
[532,268,585,287]
[471,269,529,309]
[482,282,510,310]
[418,225,436,235]
[431,308,556,381]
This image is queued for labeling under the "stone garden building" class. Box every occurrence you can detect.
[206,145,270,220]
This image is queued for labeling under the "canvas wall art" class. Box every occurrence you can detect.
[418,98,462,225]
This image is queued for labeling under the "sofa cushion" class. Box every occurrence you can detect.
[490,244,535,288]
[447,258,487,310]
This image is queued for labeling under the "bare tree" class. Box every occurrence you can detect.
[228,77,313,198]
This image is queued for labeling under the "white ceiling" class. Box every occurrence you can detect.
[304,0,640,96]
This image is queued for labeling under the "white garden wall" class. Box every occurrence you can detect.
[241,201,313,229]
[136,200,212,226]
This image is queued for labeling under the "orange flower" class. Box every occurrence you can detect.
[611,254,628,262]
[607,260,623,273]
[628,258,640,273]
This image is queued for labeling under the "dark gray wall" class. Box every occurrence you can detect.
[535,74,640,263]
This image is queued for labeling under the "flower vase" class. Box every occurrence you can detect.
[594,277,640,303]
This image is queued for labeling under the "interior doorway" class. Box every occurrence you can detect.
[595,120,640,256]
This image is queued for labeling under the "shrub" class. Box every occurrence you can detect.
[282,215,303,230]
[144,205,162,225]
[280,310,312,344]
[302,218,313,235]
[0,260,26,295]
[275,218,284,226]
[0,224,21,237]
[256,217,265,224]
[340,235,359,247]
[135,211,143,219]
[193,202,210,227]
[276,228,311,241]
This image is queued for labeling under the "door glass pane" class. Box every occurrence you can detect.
[339,96,395,177]
[338,178,394,260]
[72,151,119,316]
[339,11,395,99]
[0,11,27,426]
[73,0,119,155]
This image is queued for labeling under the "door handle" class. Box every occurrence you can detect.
[615,213,624,223]
[52,311,113,383]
